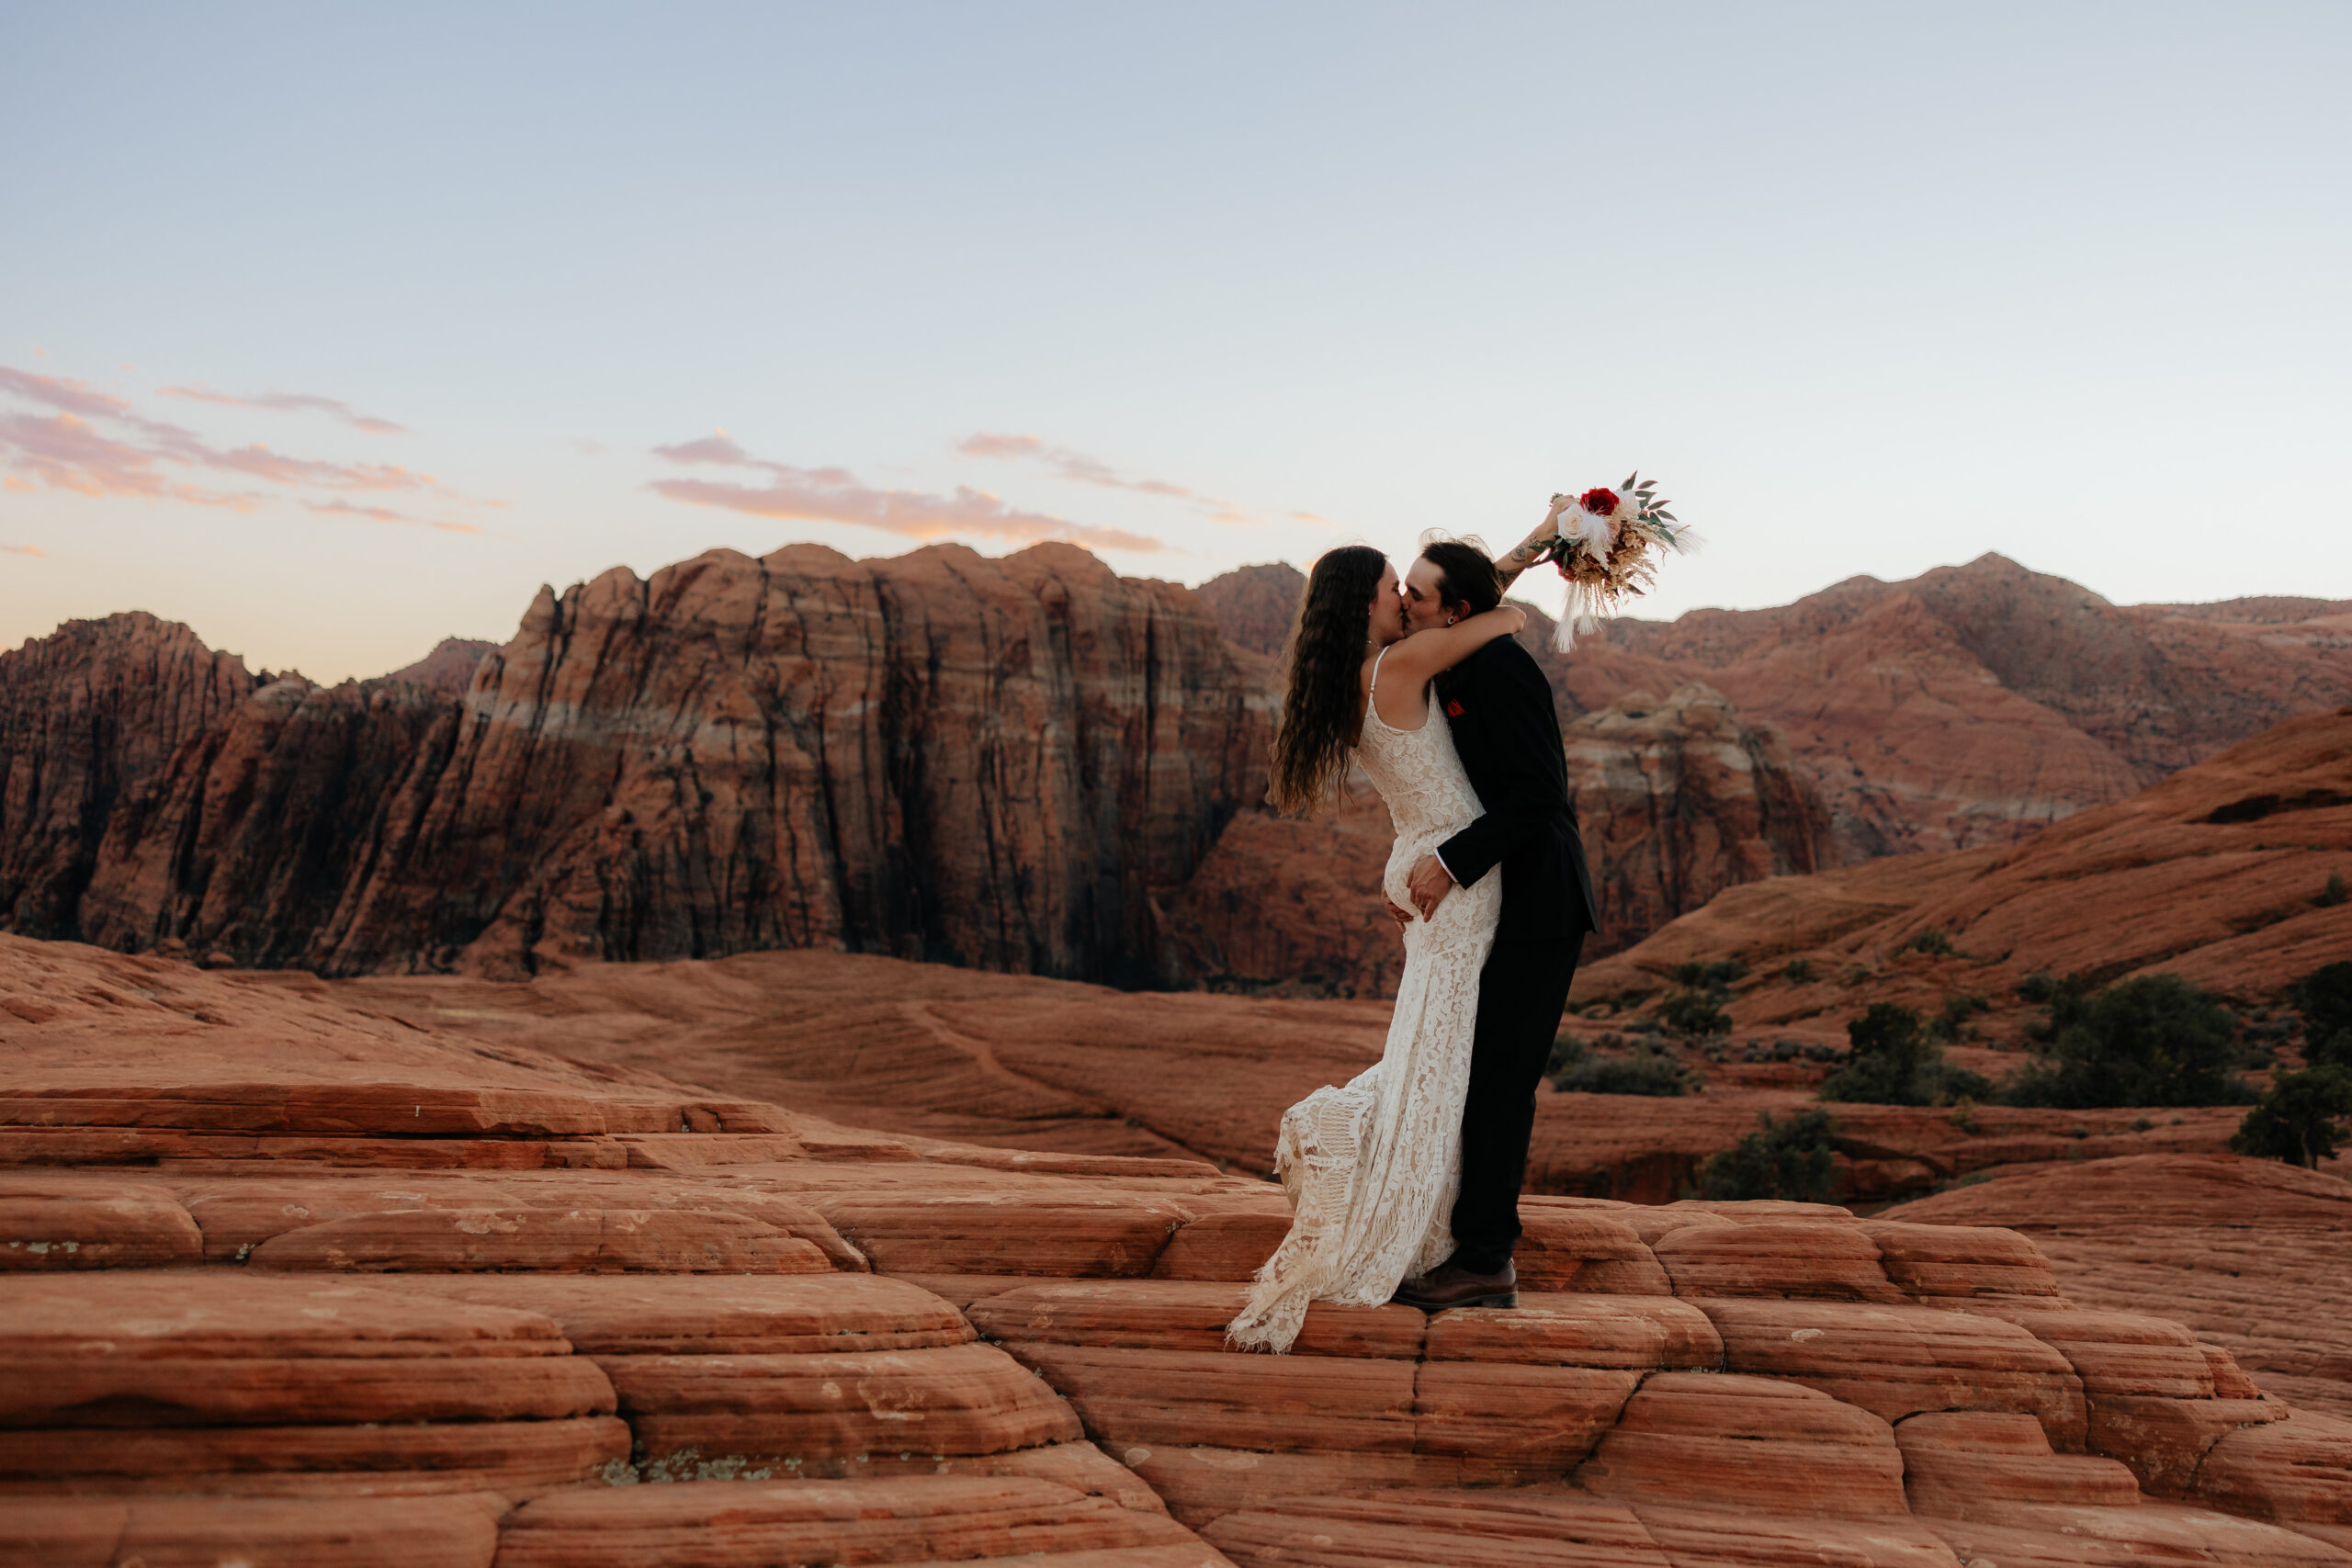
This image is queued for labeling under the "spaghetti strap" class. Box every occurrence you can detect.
[1366,645,1391,712]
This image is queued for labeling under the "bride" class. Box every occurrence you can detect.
[1227,504,1565,1354]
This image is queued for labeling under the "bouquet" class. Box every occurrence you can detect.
[1532,473,1696,651]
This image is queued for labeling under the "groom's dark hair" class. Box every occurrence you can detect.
[1418,536,1502,618]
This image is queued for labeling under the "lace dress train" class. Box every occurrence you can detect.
[1227,652,1501,1353]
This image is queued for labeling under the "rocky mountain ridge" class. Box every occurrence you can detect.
[0,545,1831,987]
[8,546,2339,993]
[5,544,1257,985]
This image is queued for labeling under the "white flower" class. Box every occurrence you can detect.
[1568,505,1616,560]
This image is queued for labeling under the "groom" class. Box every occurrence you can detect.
[1388,537,1598,1311]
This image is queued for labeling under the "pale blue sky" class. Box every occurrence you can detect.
[4,3,2346,681]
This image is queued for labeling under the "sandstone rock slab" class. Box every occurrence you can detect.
[1858,1220,2062,1299]
[1925,1500,2352,1566]
[1007,1345,1417,1457]
[0,1174,201,1271]
[492,1474,1230,1568]
[377,1271,971,1354]
[0,1493,503,1567]
[1153,1213,1284,1281]
[1651,1220,1904,1302]
[1695,1298,2086,1445]
[0,1416,629,1497]
[1514,1211,1671,1295]
[247,1205,830,1273]
[0,1353,614,1427]
[606,1343,1081,1466]
[0,1272,572,1359]
[2197,1412,2352,1531]
[1895,1411,2141,1517]
[969,1280,1426,1360]
[1420,1294,1722,1371]
[1625,1502,1963,1567]
[1411,1363,1639,1470]
[818,1192,1188,1277]
[1577,1372,1909,1519]
[1201,1488,1671,1567]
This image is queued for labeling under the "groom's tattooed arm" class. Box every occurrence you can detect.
[1495,498,1569,590]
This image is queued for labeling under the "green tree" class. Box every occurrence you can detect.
[1818,1002,1992,1106]
[2291,962,2352,1069]
[2230,1066,2352,1169]
[1702,1110,1838,1201]
[2003,974,2252,1109]
[1657,960,1744,1039]
[1555,1043,1699,1097]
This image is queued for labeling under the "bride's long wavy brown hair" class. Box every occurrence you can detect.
[1267,545,1387,815]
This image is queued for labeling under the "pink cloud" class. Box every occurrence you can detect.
[0,412,256,508]
[0,364,449,515]
[303,498,480,535]
[159,383,409,435]
[650,435,1164,555]
[208,445,435,491]
[959,430,1251,520]
[0,366,135,421]
[4,543,44,557]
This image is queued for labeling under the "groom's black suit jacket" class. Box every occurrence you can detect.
[1432,636,1598,943]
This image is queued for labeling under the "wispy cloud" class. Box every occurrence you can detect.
[0,366,133,421]
[960,430,1247,521]
[303,498,480,535]
[0,363,471,526]
[3,543,43,557]
[649,434,1164,554]
[159,383,409,435]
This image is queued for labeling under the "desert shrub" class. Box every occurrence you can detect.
[1817,1002,1993,1107]
[1702,1110,1838,1202]
[1905,929,1957,957]
[2017,970,2060,1005]
[1555,1041,1699,1097]
[1657,987,1731,1038]
[2230,1066,2352,1168]
[2321,870,2347,908]
[1926,990,1989,1043]
[2001,974,2253,1109]
[1783,958,1816,985]
[1545,1034,1586,1078]
[1656,960,1743,1039]
[2291,962,2352,1069]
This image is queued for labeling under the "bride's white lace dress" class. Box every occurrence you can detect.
[1227,649,1502,1353]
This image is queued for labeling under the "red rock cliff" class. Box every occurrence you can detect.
[0,612,259,939]
[34,544,1261,984]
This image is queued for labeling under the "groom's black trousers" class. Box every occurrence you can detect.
[1447,927,1585,1275]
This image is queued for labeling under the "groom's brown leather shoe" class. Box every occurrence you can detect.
[1391,1259,1517,1311]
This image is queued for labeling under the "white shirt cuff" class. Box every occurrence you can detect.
[1432,849,1460,886]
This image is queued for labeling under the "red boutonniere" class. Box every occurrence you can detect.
[1445,699,1465,717]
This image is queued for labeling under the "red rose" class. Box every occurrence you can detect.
[1578,487,1621,516]
[1445,699,1464,716]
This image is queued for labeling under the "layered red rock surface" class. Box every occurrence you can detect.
[6,931,2352,1564]
[1582,704,2352,1019]
[1885,1154,2352,1420]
